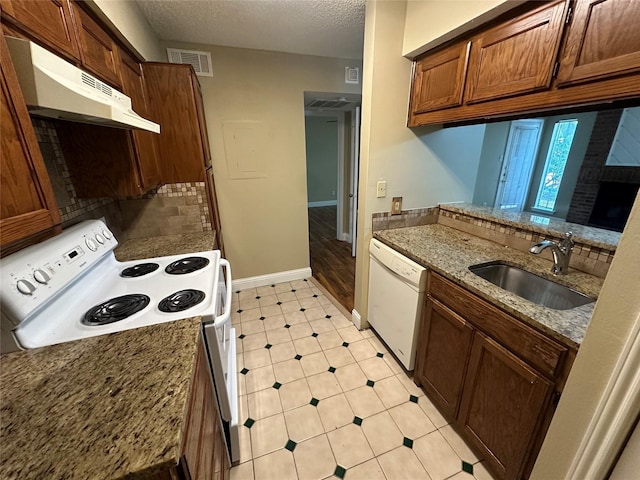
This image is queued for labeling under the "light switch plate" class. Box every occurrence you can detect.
[376,181,387,198]
[391,197,402,215]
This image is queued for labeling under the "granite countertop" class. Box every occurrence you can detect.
[114,232,217,261]
[0,232,218,479]
[375,224,604,349]
[440,202,620,250]
[0,317,202,479]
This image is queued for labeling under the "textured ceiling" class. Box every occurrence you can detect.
[135,0,365,59]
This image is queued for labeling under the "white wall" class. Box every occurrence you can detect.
[402,0,516,57]
[161,41,362,279]
[89,0,164,61]
[354,0,485,318]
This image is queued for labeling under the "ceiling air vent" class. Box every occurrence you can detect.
[305,98,354,109]
[167,48,213,77]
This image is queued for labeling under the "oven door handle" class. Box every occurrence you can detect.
[213,258,232,329]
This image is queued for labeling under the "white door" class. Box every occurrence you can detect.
[495,119,544,211]
[350,106,361,257]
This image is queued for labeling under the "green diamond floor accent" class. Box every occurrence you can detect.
[285,439,297,452]
[325,315,332,319]
[238,334,246,339]
[310,397,320,406]
[284,324,291,328]
[342,342,349,347]
[291,289,297,292]
[366,380,375,387]
[273,382,282,389]
[259,316,266,320]
[313,294,318,298]
[353,416,363,426]
[409,395,419,403]
[462,461,474,474]
[236,309,243,314]
[403,437,414,448]
[300,308,306,312]
[334,465,346,479]
[328,366,336,373]
[295,354,303,360]
[277,301,282,305]
[243,418,255,428]
[265,344,272,349]
[240,368,249,375]
[235,290,240,294]
[255,296,261,299]
[376,352,384,358]
[312,332,319,337]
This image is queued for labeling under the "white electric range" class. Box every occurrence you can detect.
[0,219,239,463]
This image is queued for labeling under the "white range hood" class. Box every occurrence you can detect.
[5,37,160,133]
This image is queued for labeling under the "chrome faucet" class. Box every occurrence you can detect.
[529,232,574,275]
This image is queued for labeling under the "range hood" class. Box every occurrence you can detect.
[5,37,160,133]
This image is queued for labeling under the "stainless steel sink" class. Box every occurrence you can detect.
[468,261,595,310]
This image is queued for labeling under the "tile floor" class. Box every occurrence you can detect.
[230,278,497,480]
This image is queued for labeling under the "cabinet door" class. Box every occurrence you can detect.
[459,332,553,480]
[557,0,640,86]
[118,48,161,190]
[415,297,473,419]
[144,63,206,183]
[465,0,568,104]
[411,41,471,114]
[71,2,121,87]
[0,0,79,61]
[1,34,61,248]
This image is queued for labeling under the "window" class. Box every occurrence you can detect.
[533,119,578,212]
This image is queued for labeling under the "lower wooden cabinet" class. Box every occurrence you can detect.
[415,298,473,418]
[415,272,572,480]
[459,332,553,480]
[179,334,230,480]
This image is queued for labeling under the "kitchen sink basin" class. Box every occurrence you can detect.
[468,261,595,310]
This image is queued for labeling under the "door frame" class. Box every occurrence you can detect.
[304,110,346,241]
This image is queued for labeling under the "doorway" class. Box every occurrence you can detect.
[304,92,361,311]
[495,119,544,211]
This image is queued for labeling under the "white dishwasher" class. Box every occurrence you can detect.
[367,238,427,370]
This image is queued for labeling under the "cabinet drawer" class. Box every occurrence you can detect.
[429,273,566,378]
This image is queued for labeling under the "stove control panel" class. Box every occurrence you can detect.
[0,220,118,326]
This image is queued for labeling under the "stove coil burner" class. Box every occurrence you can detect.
[83,294,151,326]
[165,256,210,275]
[120,263,160,278]
[158,289,206,313]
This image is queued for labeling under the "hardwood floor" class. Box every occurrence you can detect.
[308,206,355,312]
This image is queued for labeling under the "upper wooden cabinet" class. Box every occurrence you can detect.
[465,0,568,103]
[410,41,470,114]
[118,47,161,190]
[71,2,121,88]
[144,63,208,183]
[1,34,60,250]
[0,0,79,62]
[408,0,640,126]
[556,0,640,86]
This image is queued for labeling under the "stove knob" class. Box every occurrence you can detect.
[85,237,98,251]
[16,279,36,295]
[95,233,105,244]
[102,229,112,240]
[33,269,51,284]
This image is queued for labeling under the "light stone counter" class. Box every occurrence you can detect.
[375,225,604,349]
[0,232,218,479]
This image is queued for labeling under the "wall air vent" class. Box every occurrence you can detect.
[345,66,359,84]
[305,98,354,109]
[167,48,213,77]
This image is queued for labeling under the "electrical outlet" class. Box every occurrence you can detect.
[391,197,402,215]
[376,181,387,198]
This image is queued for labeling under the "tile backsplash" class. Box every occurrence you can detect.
[33,119,212,241]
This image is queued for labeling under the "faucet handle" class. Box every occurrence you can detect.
[560,231,574,252]
[565,231,573,239]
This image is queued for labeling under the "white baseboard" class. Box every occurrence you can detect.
[352,309,369,330]
[308,200,337,207]
[232,267,312,291]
